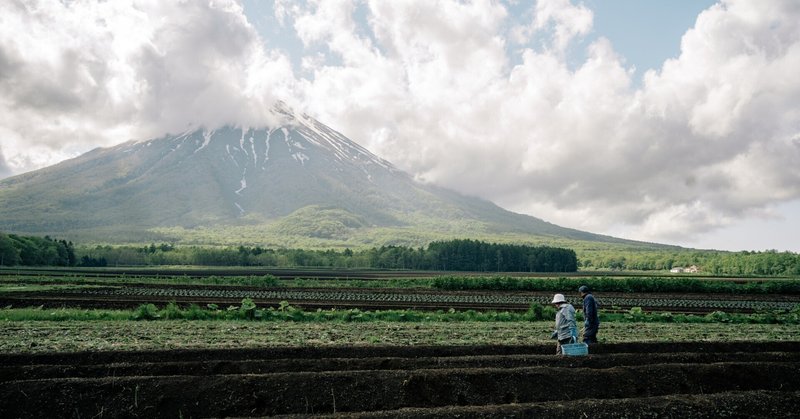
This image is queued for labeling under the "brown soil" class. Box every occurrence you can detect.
[3,284,796,313]
[2,341,799,418]
[307,391,800,418]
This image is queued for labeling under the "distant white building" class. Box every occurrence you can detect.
[670,265,699,273]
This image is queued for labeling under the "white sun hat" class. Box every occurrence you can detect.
[551,293,566,304]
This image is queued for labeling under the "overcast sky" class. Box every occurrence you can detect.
[1,0,798,252]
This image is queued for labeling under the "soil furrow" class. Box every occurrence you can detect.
[2,341,799,365]
[2,362,798,417]
[3,351,800,381]
[280,390,800,419]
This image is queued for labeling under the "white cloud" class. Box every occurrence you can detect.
[0,0,298,175]
[0,146,11,179]
[519,0,593,53]
[284,0,800,243]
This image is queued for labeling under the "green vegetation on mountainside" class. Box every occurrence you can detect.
[138,201,666,250]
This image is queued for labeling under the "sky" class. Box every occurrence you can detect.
[0,0,798,252]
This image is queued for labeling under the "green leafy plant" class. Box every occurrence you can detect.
[239,298,257,320]
[624,307,647,322]
[131,304,160,321]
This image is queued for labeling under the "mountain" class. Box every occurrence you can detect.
[0,105,663,249]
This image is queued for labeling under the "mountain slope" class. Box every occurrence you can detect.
[0,107,663,249]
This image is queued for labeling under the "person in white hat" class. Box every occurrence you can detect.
[550,293,577,355]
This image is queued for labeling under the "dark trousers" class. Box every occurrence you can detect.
[583,324,599,344]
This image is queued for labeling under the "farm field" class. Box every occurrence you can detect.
[2,320,799,353]
[2,268,799,314]
[3,284,798,313]
[3,267,799,417]
[2,340,799,417]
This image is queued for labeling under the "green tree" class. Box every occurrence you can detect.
[0,233,20,266]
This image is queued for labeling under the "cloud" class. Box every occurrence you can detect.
[283,0,800,243]
[0,146,11,180]
[0,0,298,175]
[511,0,593,53]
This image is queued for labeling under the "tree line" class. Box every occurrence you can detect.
[580,249,800,276]
[2,231,798,276]
[77,243,800,275]
[426,239,577,272]
[0,233,76,266]
[73,239,578,272]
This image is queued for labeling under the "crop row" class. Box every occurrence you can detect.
[432,276,800,294]
[74,287,799,312]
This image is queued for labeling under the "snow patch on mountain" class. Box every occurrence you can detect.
[235,167,247,195]
[263,129,273,167]
[239,128,249,157]
[271,101,395,173]
[292,152,309,165]
[249,134,257,166]
[195,129,214,153]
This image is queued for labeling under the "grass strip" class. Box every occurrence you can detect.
[0,284,113,293]
[0,274,284,288]
[2,301,798,325]
[1,320,798,353]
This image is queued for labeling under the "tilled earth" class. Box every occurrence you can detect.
[3,283,798,313]
[1,341,799,418]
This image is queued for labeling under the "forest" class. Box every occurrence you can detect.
[579,249,800,276]
[0,233,76,266]
[2,231,799,276]
[74,239,578,272]
[1,233,576,272]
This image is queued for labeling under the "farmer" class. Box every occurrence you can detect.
[550,293,577,355]
[579,285,600,344]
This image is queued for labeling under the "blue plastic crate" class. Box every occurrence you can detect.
[561,342,589,356]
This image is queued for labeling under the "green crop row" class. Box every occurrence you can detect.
[432,275,800,294]
[9,271,798,294]
[3,300,799,325]
[69,286,799,312]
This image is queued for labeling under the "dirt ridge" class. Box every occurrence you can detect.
[3,351,800,382]
[2,342,800,418]
[280,390,800,419]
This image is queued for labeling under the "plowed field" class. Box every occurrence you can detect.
[3,283,797,313]
[2,341,799,418]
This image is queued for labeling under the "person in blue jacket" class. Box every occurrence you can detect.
[550,293,577,354]
[579,285,600,344]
